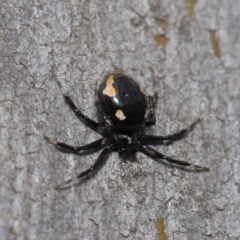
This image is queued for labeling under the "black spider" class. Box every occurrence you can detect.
[45,72,209,189]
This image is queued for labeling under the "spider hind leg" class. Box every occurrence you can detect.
[53,73,102,134]
[145,93,158,126]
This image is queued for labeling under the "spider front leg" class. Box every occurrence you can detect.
[141,119,201,145]
[55,146,112,190]
[53,73,106,135]
[44,136,106,154]
[140,145,209,171]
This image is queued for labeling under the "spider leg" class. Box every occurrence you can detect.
[152,92,158,107]
[44,136,106,155]
[140,145,209,172]
[94,83,113,127]
[55,146,112,190]
[95,100,114,127]
[53,73,105,135]
[145,92,158,126]
[141,119,201,145]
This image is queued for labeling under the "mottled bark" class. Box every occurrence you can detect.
[1,0,240,239]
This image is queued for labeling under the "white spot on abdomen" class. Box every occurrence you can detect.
[115,109,126,121]
[103,75,116,97]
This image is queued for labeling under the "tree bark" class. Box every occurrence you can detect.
[1,0,240,239]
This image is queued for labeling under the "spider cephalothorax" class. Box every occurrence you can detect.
[45,72,209,189]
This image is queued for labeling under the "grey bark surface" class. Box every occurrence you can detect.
[1,0,240,239]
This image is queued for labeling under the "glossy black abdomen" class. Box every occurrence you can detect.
[97,73,148,130]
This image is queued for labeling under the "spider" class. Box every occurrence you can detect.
[44,72,209,189]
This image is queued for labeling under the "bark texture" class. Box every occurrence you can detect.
[1,0,240,239]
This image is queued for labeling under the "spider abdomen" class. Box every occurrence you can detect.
[97,73,148,130]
